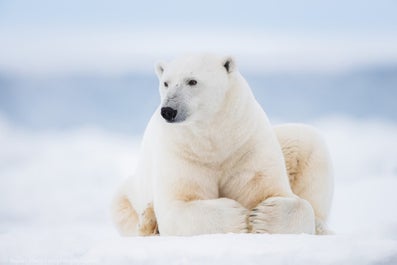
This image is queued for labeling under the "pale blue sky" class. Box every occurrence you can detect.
[1,0,396,32]
[1,0,397,74]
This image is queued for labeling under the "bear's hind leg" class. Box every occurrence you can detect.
[111,180,139,236]
[274,124,334,235]
[138,202,159,236]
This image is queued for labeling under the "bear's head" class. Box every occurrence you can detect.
[155,54,236,124]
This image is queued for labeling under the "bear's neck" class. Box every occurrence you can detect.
[167,73,264,166]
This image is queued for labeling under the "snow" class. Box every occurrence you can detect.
[1,115,397,264]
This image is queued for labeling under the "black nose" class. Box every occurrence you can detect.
[161,107,178,122]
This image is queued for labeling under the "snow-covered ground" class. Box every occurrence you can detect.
[1,115,397,264]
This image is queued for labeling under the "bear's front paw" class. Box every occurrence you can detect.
[217,198,249,233]
[138,202,159,236]
[248,197,315,234]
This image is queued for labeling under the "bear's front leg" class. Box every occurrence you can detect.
[249,196,315,234]
[155,198,249,236]
[154,151,250,236]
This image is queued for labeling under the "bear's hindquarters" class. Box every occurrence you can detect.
[111,178,159,236]
[111,179,139,236]
[274,124,334,235]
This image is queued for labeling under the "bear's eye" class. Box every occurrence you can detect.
[187,79,197,86]
[164,82,168,87]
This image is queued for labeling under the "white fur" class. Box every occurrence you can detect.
[111,54,333,236]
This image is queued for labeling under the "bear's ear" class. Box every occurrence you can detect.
[222,56,235,73]
[155,61,166,78]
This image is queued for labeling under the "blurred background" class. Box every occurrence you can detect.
[1,0,397,133]
[1,0,397,259]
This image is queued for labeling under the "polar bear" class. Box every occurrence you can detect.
[111,54,333,236]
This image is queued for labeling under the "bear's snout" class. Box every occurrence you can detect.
[161,107,178,122]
